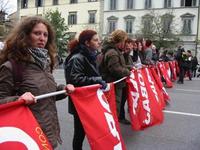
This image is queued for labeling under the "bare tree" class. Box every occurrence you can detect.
[0,0,13,39]
[0,0,9,13]
[137,9,181,49]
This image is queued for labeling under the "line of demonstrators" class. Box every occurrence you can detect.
[0,16,199,150]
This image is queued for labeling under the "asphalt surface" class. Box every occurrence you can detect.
[53,69,200,150]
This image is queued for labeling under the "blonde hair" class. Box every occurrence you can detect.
[110,29,128,44]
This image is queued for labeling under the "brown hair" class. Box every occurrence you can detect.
[67,29,97,52]
[67,39,79,53]
[0,16,56,72]
[145,39,152,47]
[110,29,127,44]
[125,38,134,44]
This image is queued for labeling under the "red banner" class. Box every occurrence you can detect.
[164,62,172,80]
[175,61,180,75]
[126,68,163,130]
[0,100,52,150]
[150,67,170,102]
[168,61,177,81]
[157,62,173,88]
[70,84,126,150]
[144,68,165,109]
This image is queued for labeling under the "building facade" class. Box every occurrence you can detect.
[103,0,199,55]
[18,0,101,37]
[17,0,200,57]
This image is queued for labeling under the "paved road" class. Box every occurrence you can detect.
[53,69,200,150]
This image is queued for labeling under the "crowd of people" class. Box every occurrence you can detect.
[0,16,199,150]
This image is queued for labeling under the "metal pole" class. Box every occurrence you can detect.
[43,0,45,15]
[195,3,200,56]
[35,77,127,100]
[35,90,66,100]
[36,0,38,15]
[17,0,20,20]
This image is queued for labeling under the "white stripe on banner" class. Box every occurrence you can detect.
[164,110,200,117]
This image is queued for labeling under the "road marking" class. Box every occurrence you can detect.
[175,89,200,93]
[164,110,200,117]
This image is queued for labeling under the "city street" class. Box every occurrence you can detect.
[54,69,200,150]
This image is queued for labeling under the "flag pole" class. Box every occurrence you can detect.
[35,77,127,100]
[35,90,66,100]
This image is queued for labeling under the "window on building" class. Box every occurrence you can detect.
[182,19,192,34]
[53,0,58,5]
[21,0,28,8]
[162,14,173,34]
[125,20,133,33]
[145,0,151,9]
[108,21,117,33]
[164,0,171,8]
[107,16,118,33]
[110,0,117,10]
[127,0,134,9]
[70,0,78,3]
[0,12,6,22]
[88,10,96,24]
[181,13,195,34]
[68,12,77,25]
[142,14,154,35]
[124,15,135,34]
[181,0,196,7]
[88,0,97,2]
[35,0,43,7]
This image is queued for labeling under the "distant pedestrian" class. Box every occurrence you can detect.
[176,46,187,84]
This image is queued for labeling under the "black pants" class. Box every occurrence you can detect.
[178,65,186,83]
[192,69,197,77]
[73,113,85,150]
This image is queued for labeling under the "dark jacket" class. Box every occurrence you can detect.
[64,44,102,114]
[191,57,198,70]
[0,60,65,148]
[99,41,130,83]
[123,52,134,69]
[131,49,146,64]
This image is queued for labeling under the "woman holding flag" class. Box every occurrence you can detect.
[99,29,130,121]
[64,29,107,150]
[0,16,75,149]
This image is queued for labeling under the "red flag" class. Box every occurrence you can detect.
[175,61,180,75]
[127,68,163,130]
[150,67,170,102]
[144,67,165,109]
[70,84,126,150]
[168,61,177,81]
[0,100,53,150]
[164,62,172,80]
[157,62,173,88]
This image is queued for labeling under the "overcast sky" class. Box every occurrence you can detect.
[7,0,17,14]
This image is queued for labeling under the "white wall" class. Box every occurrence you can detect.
[103,0,198,50]
[19,0,101,35]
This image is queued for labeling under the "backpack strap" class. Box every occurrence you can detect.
[9,59,23,95]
